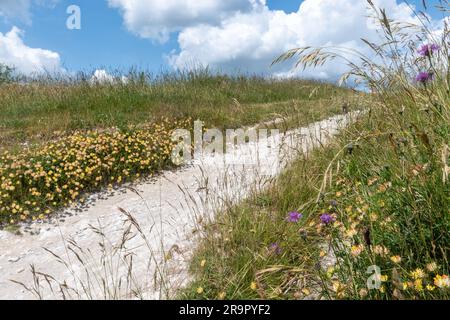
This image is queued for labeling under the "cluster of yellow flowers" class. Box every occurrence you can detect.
[320,175,449,299]
[0,118,191,224]
[398,267,450,292]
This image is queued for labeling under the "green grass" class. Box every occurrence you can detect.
[181,2,450,300]
[3,2,447,301]
[0,70,357,226]
[182,102,449,300]
[0,70,351,151]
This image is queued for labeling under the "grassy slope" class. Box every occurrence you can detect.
[0,74,357,226]
[180,2,450,301]
[0,73,351,151]
[182,85,449,300]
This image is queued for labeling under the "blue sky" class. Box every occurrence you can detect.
[0,0,176,72]
[0,0,446,77]
[0,0,306,71]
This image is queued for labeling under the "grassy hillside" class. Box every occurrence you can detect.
[0,71,356,226]
[0,71,351,151]
[182,3,449,300]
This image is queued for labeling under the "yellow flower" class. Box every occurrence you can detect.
[301,288,311,296]
[426,284,436,291]
[351,244,364,257]
[218,292,226,300]
[200,259,206,267]
[345,229,357,238]
[390,255,402,264]
[359,288,368,298]
[414,279,423,292]
[373,245,389,256]
[411,268,425,280]
[332,281,344,293]
[326,266,335,278]
[434,275,450,288]
[250,282,257,291]
[196,287,204,294]
[426,262,437,272]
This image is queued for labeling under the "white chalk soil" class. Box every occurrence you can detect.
[0,113,357,300]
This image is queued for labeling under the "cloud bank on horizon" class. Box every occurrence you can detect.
[109,0,424,80]
[0,0,60,74]
[0,26,61,74]
[0,0,446,80]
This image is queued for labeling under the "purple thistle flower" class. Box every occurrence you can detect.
[430,44,441,52]
[320,213,335,225]
[287,211,303,223]
[269,243,282,255]
[418,43,440,57]
[415,71,433,83]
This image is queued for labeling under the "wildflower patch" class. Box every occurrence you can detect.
[0,118,190,225]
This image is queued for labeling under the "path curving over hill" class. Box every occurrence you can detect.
[0,113,358,300]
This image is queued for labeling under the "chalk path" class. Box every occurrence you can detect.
[0,113,356,300]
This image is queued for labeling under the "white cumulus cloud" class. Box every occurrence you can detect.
[107,0,266,43]
[168,0,422,80]
[90,69,129,84]
[0,26,62,75]
[111,0,436,80]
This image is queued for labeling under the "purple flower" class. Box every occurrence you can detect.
[418,44,440,57]
[415,71,433,83]
[287,211,303,223]
[431,44,441,52]
[320,213,335,225]
[269,243,282,255]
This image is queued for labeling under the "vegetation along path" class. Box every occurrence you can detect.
[0,112,359,300]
